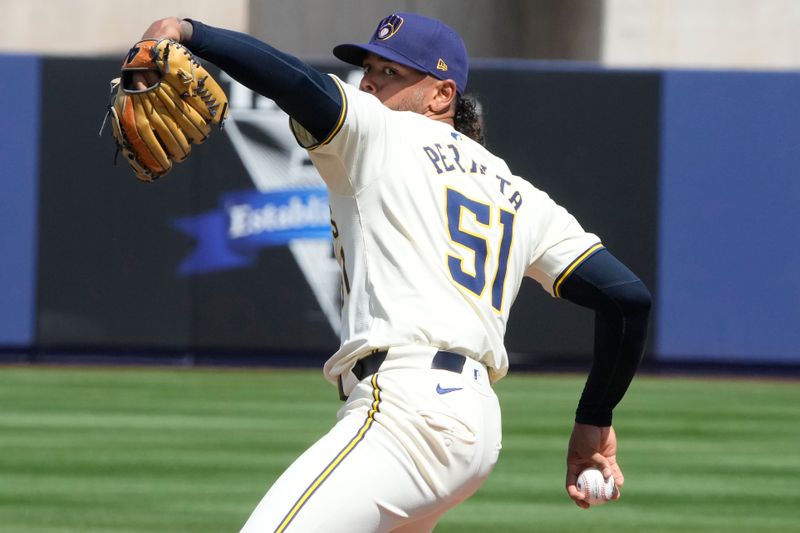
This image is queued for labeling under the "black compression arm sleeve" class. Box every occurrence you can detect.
[184,20,343,142]
[559,249,652,426]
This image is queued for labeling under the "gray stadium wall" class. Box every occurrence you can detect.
[1,54,797,367]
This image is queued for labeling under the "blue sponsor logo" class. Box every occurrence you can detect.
[172,187,331,276]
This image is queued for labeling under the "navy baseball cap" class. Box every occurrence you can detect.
[333,12,469,94]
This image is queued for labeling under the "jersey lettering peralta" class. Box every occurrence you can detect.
[292,75,601,385]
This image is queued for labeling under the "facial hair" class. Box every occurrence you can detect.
[386,87,426,113]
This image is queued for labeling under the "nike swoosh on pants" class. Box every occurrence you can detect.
[436,384,463,395]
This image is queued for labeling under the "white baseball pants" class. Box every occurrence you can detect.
[240,354,502,532]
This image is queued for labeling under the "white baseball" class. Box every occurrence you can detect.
[576,468,616,506]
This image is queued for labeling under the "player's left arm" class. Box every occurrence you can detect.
[558,248,652,507]
[137,17,343,145]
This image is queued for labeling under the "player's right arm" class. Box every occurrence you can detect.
[558,249,651,508]
[135,17,345,152]
[519,185,651,508]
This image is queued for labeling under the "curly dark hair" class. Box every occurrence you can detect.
[454,94,485,146]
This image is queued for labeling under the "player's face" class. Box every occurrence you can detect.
[360,53,436,113]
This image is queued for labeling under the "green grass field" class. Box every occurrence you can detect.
[0,367,797,532]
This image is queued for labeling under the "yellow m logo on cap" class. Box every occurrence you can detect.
[436,58,448,72]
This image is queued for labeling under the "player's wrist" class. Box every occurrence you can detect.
[179,19,194,43]
[141,17,183,41]
[575,409,612,427]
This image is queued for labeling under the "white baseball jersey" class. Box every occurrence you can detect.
[292,75,601,386]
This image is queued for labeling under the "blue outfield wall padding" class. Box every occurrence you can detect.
[0,55,40,345]
[656,70,800,363]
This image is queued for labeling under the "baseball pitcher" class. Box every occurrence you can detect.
[125,12,651,532]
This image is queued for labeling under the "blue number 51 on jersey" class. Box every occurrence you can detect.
[445,188,515,312]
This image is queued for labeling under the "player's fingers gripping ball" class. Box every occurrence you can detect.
[576,468,617,506]
[103,39,229,182]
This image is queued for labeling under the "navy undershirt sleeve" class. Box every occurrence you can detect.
[184,20,343,142]
[559,249,652,426]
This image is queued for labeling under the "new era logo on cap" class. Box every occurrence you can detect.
[332,12,469,94]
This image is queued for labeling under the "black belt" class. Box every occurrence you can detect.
[338,350,467,400]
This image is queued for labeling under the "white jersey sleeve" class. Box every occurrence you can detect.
[290,75,392,195]
[519,182,603,297]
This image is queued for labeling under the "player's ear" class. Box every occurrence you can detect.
[429,79,457,114]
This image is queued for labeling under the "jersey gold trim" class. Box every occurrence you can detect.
[553,243,605,298]
[294,76,348,151]
[274,373,382,532]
